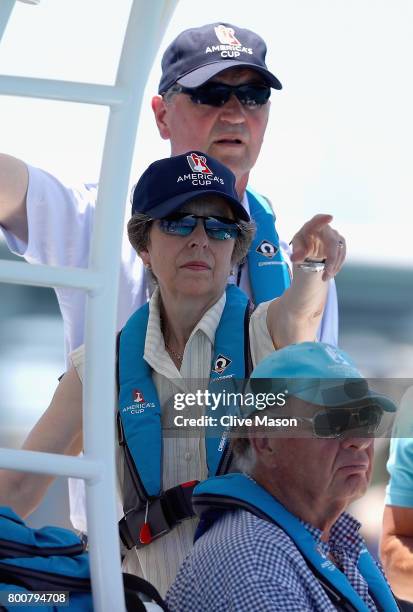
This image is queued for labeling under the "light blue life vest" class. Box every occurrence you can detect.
[245,187,291,304]
[193,474,399,612]
[117,286,251,513]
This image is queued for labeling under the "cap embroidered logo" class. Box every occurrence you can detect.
[214,25,241,46]
[324,345,351,366]
[186,153,213,174]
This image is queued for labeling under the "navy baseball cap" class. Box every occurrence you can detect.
[158,22,282,94]
[131,151,249,221]
[248,342,397,413]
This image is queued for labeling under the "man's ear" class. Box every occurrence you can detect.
[151,95,171,140]
[250,435,277,464]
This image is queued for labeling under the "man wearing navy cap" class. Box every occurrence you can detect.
[152,23,339,325]
[167,342,399,612]
[0,21,339,537]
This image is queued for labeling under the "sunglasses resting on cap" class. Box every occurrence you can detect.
[247,342,398,437]
[297,401,384,439]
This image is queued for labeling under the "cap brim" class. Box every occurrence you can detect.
[354,392,397,413]
[144,189,250,222]
[177,61,282,90]
[294,389,398,413]
[248,377,398,414]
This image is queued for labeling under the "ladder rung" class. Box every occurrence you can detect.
[0,447,101,480]
[0,259,102,291]
[0,75,127,106]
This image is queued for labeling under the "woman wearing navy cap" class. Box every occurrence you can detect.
[0,152,346,595]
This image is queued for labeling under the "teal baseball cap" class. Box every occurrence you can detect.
[249,342,397,413]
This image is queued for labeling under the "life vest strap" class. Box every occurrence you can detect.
[119,481,199,550]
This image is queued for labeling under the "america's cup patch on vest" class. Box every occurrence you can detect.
[212,354,232,374]
[256,239,279,259]
[123,389,156,414]
[206,25,253,58]
[133,389,145,403]
[177,153,224,187]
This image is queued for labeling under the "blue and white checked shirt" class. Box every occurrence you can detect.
[166,508,384,611]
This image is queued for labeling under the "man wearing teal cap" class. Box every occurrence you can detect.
[167,342,398,612]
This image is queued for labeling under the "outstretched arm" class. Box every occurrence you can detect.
[0,366,83,518]
[267,214,345,348]
[0,153,29,243]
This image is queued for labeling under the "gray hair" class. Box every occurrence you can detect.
[231,404,287,474]
[127,212,255,266]
[231,435,257,474]
[161,83,183,103]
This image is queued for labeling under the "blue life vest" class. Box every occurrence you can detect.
[193,474,399,612]
[0,507,168,611]
[117,286,252,548]
[245,187,291,304]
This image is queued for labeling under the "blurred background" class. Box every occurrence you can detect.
[1,0,413,559]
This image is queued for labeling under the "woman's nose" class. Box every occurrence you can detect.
[187,220,209,248]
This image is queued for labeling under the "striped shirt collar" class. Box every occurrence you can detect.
[143,286,226,380]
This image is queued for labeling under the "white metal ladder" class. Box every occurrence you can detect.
[0,1,178,609]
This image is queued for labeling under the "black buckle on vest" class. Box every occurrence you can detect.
[119,480,198,550]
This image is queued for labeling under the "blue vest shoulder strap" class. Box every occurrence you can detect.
[245,186,291,304]
[193,474,398,612]
[117,286,251,499]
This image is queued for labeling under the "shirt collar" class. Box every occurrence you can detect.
[241,192,250,216]
[242,474,365,561]
[143,287,226,374]
[302,512,364,559]
[188,291,226,346]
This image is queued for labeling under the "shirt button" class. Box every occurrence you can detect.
[184,452,192,461]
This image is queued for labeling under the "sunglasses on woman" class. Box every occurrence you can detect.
[299,403,383,438]
[174,82,271,108]
[159,213,240,240]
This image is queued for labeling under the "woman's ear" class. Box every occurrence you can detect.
[138,249,151,270]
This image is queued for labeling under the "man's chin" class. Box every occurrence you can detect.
[208,143,250,168]
[340,471,370,502]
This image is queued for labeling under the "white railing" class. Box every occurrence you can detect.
[0,1,178,610]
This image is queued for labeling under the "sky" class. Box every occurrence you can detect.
[0,0,412,266]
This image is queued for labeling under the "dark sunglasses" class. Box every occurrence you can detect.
[299,403,383,438]
[177,82,271,108]
[159,213,240,240]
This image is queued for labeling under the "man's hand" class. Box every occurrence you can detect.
[290,214,346,281]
